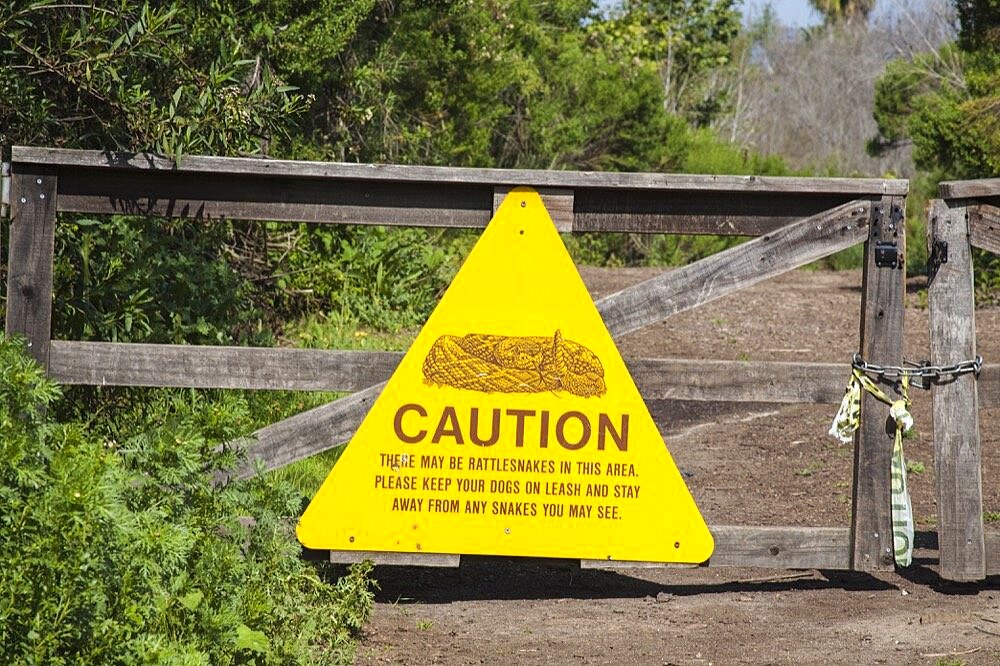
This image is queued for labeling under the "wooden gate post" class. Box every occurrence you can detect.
[851,195,907,572]
[928,199,985,581]
[5,169,57,368]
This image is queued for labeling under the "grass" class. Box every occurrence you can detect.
[263,313,419,498]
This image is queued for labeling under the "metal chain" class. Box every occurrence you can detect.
[852,353,982,381]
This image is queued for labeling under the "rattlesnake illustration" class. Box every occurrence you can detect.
[422,330,606,397]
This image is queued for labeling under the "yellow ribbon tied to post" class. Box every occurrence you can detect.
[829,370,914,567]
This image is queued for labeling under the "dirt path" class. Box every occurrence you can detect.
[354,267,1000,665]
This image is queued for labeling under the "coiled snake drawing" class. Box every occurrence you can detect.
[422,330,606,397]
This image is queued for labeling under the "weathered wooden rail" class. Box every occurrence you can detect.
[927,178,1000,582]
[4,146,912,573]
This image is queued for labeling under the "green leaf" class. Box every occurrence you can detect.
[178,590,203,610]
[235,624,269,654]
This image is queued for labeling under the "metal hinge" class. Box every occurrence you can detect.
[1,161,9,219]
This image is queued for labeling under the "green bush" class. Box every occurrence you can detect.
[262,224,452,331]
[53,215,269,345]
[0,336,374,665]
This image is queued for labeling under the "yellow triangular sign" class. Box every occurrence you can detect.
[297,188,714,563]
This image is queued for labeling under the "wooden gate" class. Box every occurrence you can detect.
[3,146,910,572]
[927,177,1000,581]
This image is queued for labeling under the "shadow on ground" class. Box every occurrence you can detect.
[330,557,902,604]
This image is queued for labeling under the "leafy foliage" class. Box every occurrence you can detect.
[871,0,1000,179]
[871,0,999,296]
[0,337,375,664]
[0,1,306,157]
[53,215,269,344]
[590,0,741,126]
[2,0,779,341]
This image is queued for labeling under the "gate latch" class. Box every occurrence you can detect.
[875,241,900,268]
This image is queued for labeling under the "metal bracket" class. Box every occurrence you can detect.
[874,240,900,268]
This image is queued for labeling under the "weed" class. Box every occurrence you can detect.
[983,511,1000,524]
[796,462,822,477]
[906,460,926,475]
[416,620,433,631]
[0,337,375,664]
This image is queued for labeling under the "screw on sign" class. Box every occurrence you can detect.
[297,188,713,564]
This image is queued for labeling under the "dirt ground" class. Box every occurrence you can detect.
[352,267,1000,665]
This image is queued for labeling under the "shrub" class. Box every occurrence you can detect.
[0,337,374,665]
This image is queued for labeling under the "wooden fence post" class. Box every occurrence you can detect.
[928,199,985,581]
[851,195,906,572]
[5,170,57,368]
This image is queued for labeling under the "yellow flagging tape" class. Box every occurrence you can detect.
[829,370,914,567]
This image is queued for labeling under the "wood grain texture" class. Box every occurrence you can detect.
[56,168,495,228]
[47,342,846,404]
[850,196,906,573]
[326,551,460,567]
[595,199,872,338]
[493,186,573,231]
[13,145,908,195]
[627,359,845,403]
[228,382,385,480]
[939,178,1000,199]
[969,204,1000,256]
[928,199,985,581]
[581,526,850,570]
[50,165,875,236]
[48,341,402,392]
[572,189,855,235]
[5,171,57,367]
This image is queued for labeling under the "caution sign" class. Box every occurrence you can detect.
[297,188,714,563]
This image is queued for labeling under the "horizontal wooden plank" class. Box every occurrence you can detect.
[48,342,847,404]
[939,178,1000,200]
[327,550,460,567]
[55,168,495,228]
[493,186,574,231]
[596,200,871,337]
[48,340,401,392]
[13,145,908,195]
[969,204,1000,256]
[47,164,879,235]
[582,525,850,570]
[630,359,845,402]
[573,189,859,235]
[323,525,849,569]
